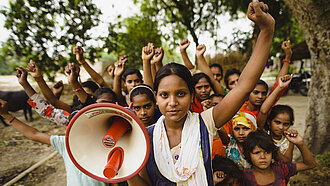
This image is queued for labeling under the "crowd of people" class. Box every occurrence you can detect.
[0,0,316,185]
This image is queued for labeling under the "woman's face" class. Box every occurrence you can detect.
[270,113,291,138]
[156,75,193,125]
[250,146,272,170]
[233,124,252,143]
[228,74,240,90]
[194,77,211,102]
[132,94,155,126]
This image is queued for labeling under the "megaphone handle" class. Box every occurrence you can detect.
[103,147,124,179]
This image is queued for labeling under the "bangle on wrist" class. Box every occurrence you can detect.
[283,59,291,63]
[73,87,82,92]
[78,60,86,65]
[9,116,16,123]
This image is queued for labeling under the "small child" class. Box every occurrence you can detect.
[242,129,316,186]
[219,111,257,169]
[266,105,295,160]
[212,155,243,186]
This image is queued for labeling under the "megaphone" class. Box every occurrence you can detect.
[65,103,150,183]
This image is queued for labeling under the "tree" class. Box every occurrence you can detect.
[282,0,330,154]
[102,15,162,69]
[133,0,222,47]
[222,0,304,57]
[0,0,101,80]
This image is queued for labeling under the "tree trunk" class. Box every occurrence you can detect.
[283,0,330,154]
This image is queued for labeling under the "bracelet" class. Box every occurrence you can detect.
[9,116,16,123]
[34,75,43,82]
[73,87,82,92]
[283,59,291,63]
[78,60,86,65]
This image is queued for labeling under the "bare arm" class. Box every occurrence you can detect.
[285,130,316,171]
[66,63,88,104]
[277,40,292,81]
[142,43,155,89]
[26,60,72,112]
[180,38,195,70]
[217,127,230,145]
[151,47,164,81]
[73,46,110,88]
[113,57,127,105]
[283,142,294,162]
[195,44,225,95]
[257,75,292,129]
[0,99,50,145]
[213,0,275,128]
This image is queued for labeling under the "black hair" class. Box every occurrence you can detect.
[81,80,99,93]
[212,155,243,185]
[243,129,278,165]
[129,84,156,103]
[209,63,223,75]
[265,105,294,131]
[224,68,241,89]
[154,63,194,95]
[192,73,213,90]
[93,87,117,102]
[256,79,269,92]
[122,68,143,82]
[210,93,225,99]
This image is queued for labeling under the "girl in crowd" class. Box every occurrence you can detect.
[191,73,213,113]
[243,129,315,186]
[129,84,159,127]
[128,1,276,184]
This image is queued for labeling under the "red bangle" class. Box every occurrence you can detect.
[9,116,16,123]
[73,87,82,92]
[283,59,291,63]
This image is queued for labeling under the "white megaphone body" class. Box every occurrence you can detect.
[65,103,150,183]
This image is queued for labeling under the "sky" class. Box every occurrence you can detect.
[0,0,253,57]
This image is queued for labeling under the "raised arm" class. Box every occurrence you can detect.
[285,130,316,171]
[217,127,230,146]
[113,56,127,105]
[277,40,292,80]
[213,0,275,128]
[257,75,292,129]
[0,99,51,145]
[73,46,110,88]
[16,67,37,97]
[142,43,155,88]
[66,63,88,104]
[151,47,164,80]
[196,44,225,95]
[180,38,195,70]
[26,60,72,112]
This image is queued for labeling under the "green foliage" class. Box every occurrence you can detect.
[133,0,223,47]
[315,151,330,167]
[221,0,305,56]
[0,0,101,81]
[102,15,162,69]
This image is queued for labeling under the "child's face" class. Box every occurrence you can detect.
[249,84,267,106]
[96,93,116,103]
[156,75,193,124]
[125,74,142,92]
[250,146,272,170]
[132,94,155,126]
[194,77,211,101]
[270,113,291,137]
[233,124,252,143]
[228,74,239,90]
